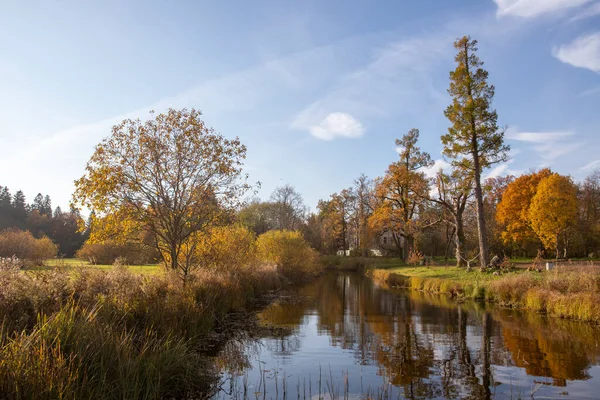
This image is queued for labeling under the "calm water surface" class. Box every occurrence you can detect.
[214,273,600,399]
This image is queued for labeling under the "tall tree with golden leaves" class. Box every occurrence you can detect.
[442,36,509,267]
[73,108,249,279]
[529,174,578,259]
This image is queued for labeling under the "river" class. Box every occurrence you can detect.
[212,272,600,399]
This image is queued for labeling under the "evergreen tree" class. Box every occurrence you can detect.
[0,186,11,208]
[32,193,44,212]
[53,206,63,218]
[42,195,52,216]
[442,36,509,267]
[12,190,28,228]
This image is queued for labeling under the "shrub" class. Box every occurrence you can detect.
[194,224,257,272]
[76,240,158,265]
[256,230,321,279]
[0,229,57,264]
[407,247,424,266]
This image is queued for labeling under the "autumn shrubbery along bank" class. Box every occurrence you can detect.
[370,266,600,324]
[0,228,322,399]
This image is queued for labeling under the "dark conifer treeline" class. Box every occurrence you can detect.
[0,186,88,257]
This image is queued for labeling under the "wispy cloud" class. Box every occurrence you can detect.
[553,32,600,73]
[581,159,600,170]
[290,33,451,139]
[494,0,593,18]
[569,1,600,21]
[507,128,583,166]
[507,130,575,142]
[306,112,365,141]
[579,85,600,96]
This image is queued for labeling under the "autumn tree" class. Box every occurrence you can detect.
[529,174,578,259]
[442,36,509,267]
[73,108,249,279]
[496,169,552,253]
[429,169,472,267]
[369,129,433,260]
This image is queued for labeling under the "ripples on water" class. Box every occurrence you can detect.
[213,273,600,399]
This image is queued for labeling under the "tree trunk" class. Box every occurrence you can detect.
[403,234,414,262]
[473,164,490,268]
[444,225,455,263]
[455,216,466,267]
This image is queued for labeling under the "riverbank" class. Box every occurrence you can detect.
[369,265,600,324]
[0,264,308,399]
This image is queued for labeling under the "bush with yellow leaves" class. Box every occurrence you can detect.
[256,230,321,280]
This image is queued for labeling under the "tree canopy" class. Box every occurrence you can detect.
[73,108,249,278]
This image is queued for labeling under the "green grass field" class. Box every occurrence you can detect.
[43,258,162,274]
[374,264,519,283]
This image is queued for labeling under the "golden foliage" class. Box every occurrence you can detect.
[256,230,320,279]
[496,169,552,246]
[193,224,257,272]
[72,108,250,277]
[529,174,578,257]
[0,229,57,264]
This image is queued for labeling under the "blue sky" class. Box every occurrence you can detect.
[1,0,599,211]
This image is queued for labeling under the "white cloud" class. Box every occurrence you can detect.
[494,0,592,18]
[581,159,600,170]
[507,128,583,166]
[420,159,451,179]
[306,112,365,141]
[553,32,600,73]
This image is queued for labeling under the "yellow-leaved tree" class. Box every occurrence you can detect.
[73,108,250,279]
[496,169,552,250]
[528,174,578,259]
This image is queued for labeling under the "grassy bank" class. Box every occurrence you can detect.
[369,265,600,324]
[0,264,295,399]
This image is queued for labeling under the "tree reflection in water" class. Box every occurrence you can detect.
[214,273,600,399]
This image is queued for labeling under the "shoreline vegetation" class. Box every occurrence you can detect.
[0,264,286,399]
[365,260,600,324]
[0,229,323,399]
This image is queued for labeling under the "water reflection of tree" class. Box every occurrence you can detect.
[247,273,600,397]
[492,309,597,386]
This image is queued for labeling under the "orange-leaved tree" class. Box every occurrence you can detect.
[369,129,432,260]
[528,174,578,259]
[73,108,250,279]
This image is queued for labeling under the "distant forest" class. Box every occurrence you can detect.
[0,186,87,257]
